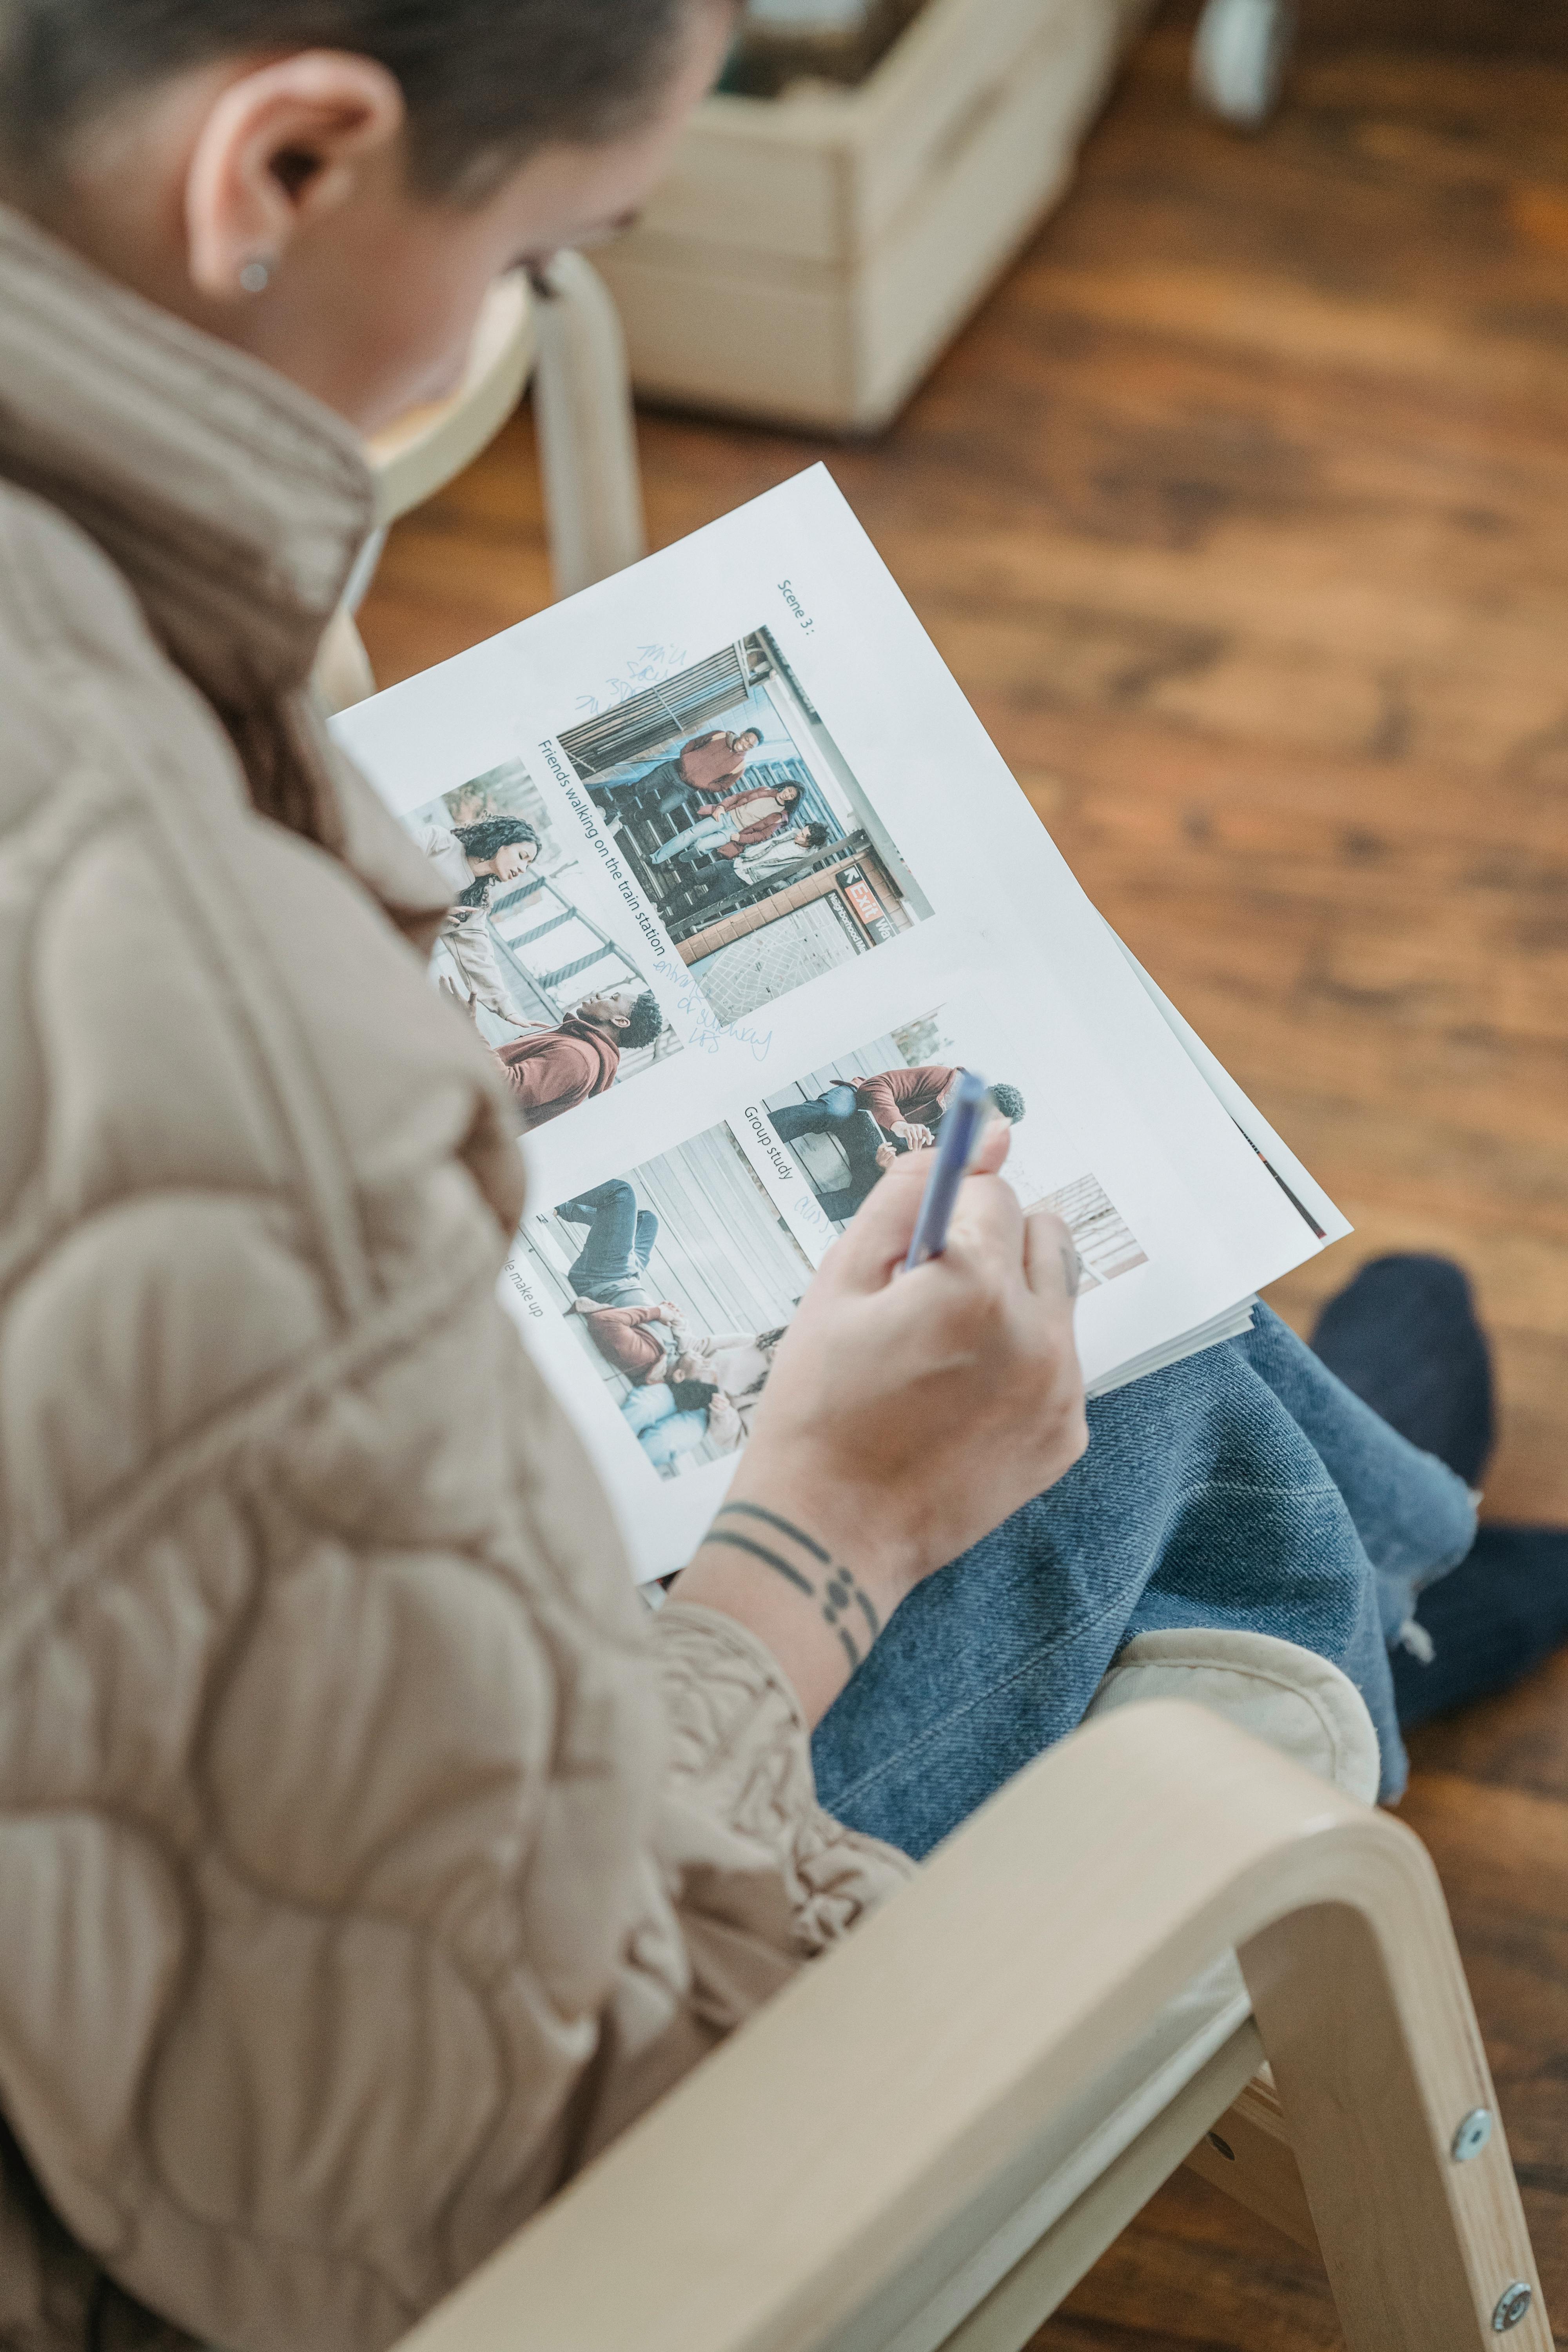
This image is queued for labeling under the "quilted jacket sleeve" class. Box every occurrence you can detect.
[0,644,909,2352]
[0,1147,908,2352]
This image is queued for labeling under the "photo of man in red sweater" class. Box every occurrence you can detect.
[769,1059,1026,1224]
[488,986,665,1128]
[590,727,766,821]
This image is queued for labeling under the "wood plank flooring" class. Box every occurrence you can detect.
[358,4,1568,2341]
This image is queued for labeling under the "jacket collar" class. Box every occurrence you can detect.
[0,200,374,715]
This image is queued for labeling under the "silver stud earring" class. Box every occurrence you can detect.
[238,256,273,295]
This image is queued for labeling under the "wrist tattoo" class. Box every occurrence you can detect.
[701,1501,881,1673]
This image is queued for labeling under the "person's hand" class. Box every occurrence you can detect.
[672,1124,1085,1722]
[873,1144,898,1172]
[892,1119,933,1149]
[437,976,478,1024]
[653,1301,680,1321]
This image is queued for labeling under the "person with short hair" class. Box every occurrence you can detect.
[857,1066,1025,1152]
[414,811,539,1021]
[675,725,764,795]
[771,1069,1023,1223]
[593,725,765,817]
[488,984,664,1124]
[668,1326,789,1455]
[672,1324,787,1413]
[855,1063,962,1149]
[771,1068,1024,1202]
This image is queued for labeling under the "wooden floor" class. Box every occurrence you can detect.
[359,4,1568,2342]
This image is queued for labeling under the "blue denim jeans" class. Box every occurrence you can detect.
[771,1083,861,1141]
[649,814,737,865]
[596,760,711,818]
[555,1181,657,1306]
[811,1304,1476,1858]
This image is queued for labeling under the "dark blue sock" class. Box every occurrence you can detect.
[1310,1253,1494,1486]
[1390,1525,1568,1727]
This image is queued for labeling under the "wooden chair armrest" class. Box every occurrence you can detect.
[397,1700,1546,2352]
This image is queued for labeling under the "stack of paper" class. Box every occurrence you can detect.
[334,467,1346,1581]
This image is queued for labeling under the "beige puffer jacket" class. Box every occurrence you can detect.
[0,206,909,2352]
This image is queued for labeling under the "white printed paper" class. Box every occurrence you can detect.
[334,466,1347,1580]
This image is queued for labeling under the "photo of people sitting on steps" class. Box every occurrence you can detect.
[762,1013,1151,1292]
[515,1125,815,1481]
[765,1013,1025,1229]
[557,628,933,1027]
[400,756,680,1125]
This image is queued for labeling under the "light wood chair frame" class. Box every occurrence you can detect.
[393,1701,1548,2352]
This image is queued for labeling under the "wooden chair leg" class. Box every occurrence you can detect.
[530,250,648,599]
[1240,1886,1547,2350]
[1185,2068,1319,2252]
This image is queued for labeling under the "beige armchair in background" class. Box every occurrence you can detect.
[388,1687,1548,2352]
[314,250,646,716]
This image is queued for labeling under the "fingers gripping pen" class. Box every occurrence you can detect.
[902,1069,993,1272]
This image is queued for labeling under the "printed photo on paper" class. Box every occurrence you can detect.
[515,1121,815,1481]
[402,757,681,1127]
[761,1008,1147,1287]
[555,627,933,1026]
[760,1007,1027,1231]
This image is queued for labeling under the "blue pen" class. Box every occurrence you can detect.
[902,1069,993,1271]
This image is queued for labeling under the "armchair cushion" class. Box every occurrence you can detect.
[1085,1626,1382,1804]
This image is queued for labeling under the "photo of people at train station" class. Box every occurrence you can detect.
[403,757,679,1128]
[515,1122,814,1480]
[556,628,933,1025]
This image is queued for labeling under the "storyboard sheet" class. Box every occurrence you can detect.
[334,466,1348,1581]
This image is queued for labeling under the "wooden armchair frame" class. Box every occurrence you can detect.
[396,1702,1548,2352]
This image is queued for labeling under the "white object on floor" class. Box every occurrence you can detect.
[1191,0,1296,129]
[593,0,1159,432]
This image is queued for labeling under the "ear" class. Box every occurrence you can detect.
[184,51,406,301]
